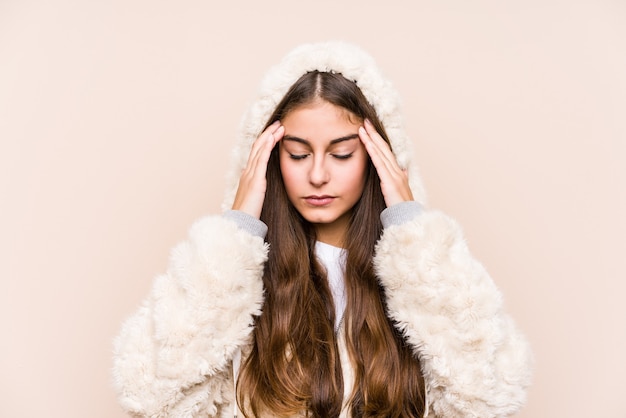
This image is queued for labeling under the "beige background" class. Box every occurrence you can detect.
[1,0,625,417]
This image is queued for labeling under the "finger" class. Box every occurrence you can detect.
[363,119,403,172]
[358,124,398,178]
[232,123,284,217]
[254,124,284,173]
[247,124,284,182]
[243,122,283,181]
[359,121,414,205]
[363,121,410,186]
[246,121,282,168]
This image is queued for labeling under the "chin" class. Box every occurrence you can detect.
[304,216,335,224]
[300,212,338,225]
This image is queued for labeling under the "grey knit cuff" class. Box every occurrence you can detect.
[380,201,423,228]
[223,210,268,238]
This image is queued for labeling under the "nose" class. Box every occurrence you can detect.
[309,156,329,187]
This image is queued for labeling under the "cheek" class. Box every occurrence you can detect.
[279,157,299,195]
[345,155,368,190]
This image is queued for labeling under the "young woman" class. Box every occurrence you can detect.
[113,42,532,418]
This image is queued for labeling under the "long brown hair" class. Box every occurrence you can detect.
[237,71,425,417]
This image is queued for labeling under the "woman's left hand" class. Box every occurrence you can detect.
[358,119,414,207]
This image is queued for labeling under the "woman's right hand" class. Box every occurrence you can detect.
[232,121,285,218]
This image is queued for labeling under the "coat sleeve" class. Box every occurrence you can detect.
[112,215,268,417]
[374,209,533,418]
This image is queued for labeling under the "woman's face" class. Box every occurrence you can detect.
[279,100,368,246]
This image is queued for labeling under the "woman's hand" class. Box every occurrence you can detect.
[232,121,285,218]
[358,119,413,207]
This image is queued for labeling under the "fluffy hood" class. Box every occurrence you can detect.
[221,41,426,211]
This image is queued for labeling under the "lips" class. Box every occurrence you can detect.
[304,195,335,206]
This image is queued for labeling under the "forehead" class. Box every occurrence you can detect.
[282,101,361,141]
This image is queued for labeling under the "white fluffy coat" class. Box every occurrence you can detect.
[113,42,532,417]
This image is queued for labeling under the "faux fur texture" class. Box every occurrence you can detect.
[113,217,267,417]
[113,42,532,417]
[375,212,532,417]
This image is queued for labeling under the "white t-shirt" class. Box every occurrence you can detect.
[314,241,347,332]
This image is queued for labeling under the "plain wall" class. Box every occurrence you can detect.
[1,0,624,417]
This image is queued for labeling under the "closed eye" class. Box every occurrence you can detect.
[333,153,353,160]
[289,153,309,160]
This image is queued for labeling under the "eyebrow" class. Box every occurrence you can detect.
[282,133,359,145]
